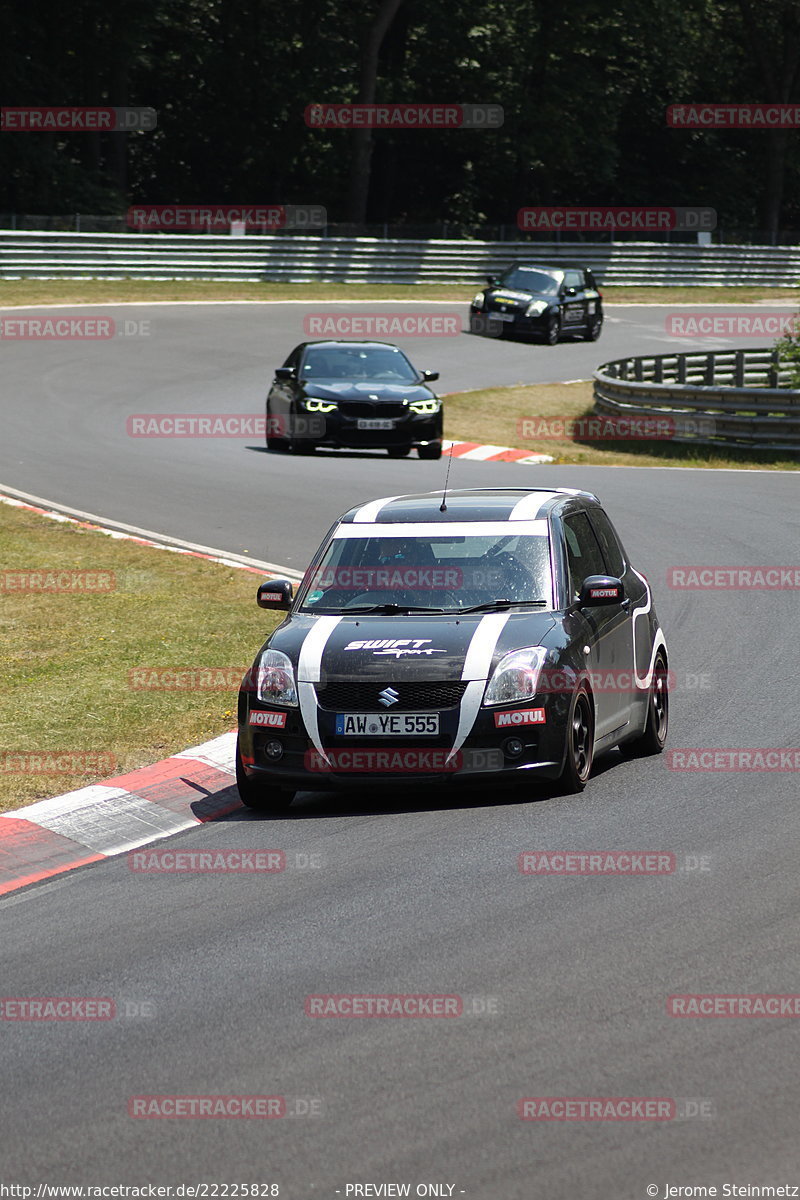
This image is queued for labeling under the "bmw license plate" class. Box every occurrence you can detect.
[357,418,395,430]
[335,713,439,736]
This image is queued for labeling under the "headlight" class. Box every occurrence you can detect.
[524,300,549,317]
[484,646,548,706]
[304,398,338,413]
[472,293,485,309]
[256,649,298,706]
[409,398,441,414]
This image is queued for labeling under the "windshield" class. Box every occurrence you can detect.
[498,267,561,295]
[299,531,553,613]
[300,345,420,383]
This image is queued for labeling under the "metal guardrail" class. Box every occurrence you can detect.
[593,349,800,453]
[3,231,800,285]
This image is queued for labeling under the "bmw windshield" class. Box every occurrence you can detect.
[301,345,420,383]
[298,527,553,613]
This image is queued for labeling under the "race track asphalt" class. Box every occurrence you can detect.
[2,302,799,1196]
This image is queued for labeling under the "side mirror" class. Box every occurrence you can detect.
[257,578,294,610]
[422,369,439,382]
[564,286,577,297]
[579,576,625,608]
[486,275,498,286]
[274,366,296,381]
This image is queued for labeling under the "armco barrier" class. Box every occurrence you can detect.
[593,349,800,452]
[2,231,800,285]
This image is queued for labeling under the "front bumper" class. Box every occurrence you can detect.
[238,690,570,792]
[470,305,552,338]
[302,409,442,450]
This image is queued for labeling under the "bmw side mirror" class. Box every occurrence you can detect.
[257,579,294,610]
[579,576,625,608]
[274,367,296,381]
[422,370,439,382]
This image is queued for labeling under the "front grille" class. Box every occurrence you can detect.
[338,401,408,419]
[316,681,468,712]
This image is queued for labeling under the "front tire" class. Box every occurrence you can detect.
[387,445,412,458]
[418,442,443,460]
[235,736,295,813]
[557,686,594,793]
[544,314,561,345]
[582,316,603,341]
[619,653,669,758]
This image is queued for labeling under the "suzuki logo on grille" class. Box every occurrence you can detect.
[378,687,400,707]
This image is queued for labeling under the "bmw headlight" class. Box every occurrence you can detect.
[484,647,548,706]
[256,649,298,706]
[303,398,338,413]
[409,398,441,414]
[472,292,485,310]
[524,300,549,317]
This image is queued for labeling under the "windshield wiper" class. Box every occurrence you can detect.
[454,599,549,613]
[336,603,448,614]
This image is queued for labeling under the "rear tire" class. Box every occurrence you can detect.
[556,686,594,793]
[618,653,669,758]
[418,442,443,460]
[235,736,295,813]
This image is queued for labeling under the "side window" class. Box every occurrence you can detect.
[587,508,625,578]
[564,270,583,290]
[284,345,302,370]
[562,512,607,600]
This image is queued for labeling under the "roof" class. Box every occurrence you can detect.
[340,487,600,526]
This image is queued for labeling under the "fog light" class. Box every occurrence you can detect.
[265,740,284,761]
[503,738,524,758]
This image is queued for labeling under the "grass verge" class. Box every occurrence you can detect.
[0,501,281,812]
[0,280,798,307]
[444,380,800,470]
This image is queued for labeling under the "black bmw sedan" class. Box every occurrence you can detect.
[265,340,443,458]
[470,263,603,344]
[236,486,668,812]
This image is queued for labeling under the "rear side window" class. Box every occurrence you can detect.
[587,508,625,578]
[562,512,607,600]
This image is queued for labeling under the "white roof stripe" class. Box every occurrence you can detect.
[509,492,557,519]
[351,495,405,523]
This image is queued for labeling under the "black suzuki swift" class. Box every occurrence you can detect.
[236,487,668,812]
[470,263,603,343]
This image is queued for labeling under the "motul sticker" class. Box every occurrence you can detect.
[249,711,287,728]
[494,708,546,727]
[261,593,284,602]
[590,587,618,599]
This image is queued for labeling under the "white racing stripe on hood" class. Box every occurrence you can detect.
[297,615,343,763]
[447,612,510,763]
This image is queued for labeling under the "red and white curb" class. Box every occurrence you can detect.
[0,732,240,897]
[444,439,554,464]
